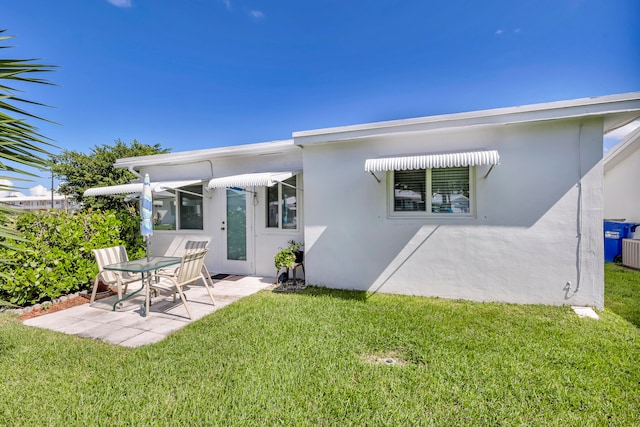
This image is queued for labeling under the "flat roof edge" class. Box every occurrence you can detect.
[293,92,640,144]
[114,139,297,169]
[604,125,640,172]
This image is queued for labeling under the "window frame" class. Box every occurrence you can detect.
[152,184,204,231]
[387,167,475,218]
[265,175,299,231]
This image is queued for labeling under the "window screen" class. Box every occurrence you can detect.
[178,185,203,229]
[394,170,426,212]
[266,176,298,229]
[431,167,470,213]
[392,167,471,215]
[266,185,279,228]
[281,177,297,229]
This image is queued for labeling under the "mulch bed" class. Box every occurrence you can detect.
[18,290,116,321]
[268,279,307,293]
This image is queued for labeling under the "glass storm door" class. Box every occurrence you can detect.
[221,188,253,275]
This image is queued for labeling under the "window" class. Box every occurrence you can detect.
[153,185,203,230]
[391,167,472,216]
[266,176,298,230]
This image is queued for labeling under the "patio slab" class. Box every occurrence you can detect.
[23,275,273,347]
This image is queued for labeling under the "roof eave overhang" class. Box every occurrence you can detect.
[293,92,640,146]
[604,125,640,173]
[114,139,299,170]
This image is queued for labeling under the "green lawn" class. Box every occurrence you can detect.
[605,263,640,328]
[0,266,638,426]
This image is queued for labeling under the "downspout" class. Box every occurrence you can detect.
[568,122,583,297]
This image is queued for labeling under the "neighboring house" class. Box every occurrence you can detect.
[0,193,75,212]
[604,125,640,225]
[85,92,640,309]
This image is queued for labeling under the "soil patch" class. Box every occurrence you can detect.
[18,291,116,321]
[361,351,408,366]
[268,279,307,293]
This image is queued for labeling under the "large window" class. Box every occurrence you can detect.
[266,176,298,230]
[391,167,472,216]
[153,185,203,230]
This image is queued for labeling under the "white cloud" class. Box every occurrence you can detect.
[249,10,264,19]
[495,29,504,35]
[514,28,521,34]
[223,0,232,11]
[106,0,132,7]
[29,185,51,197]
[0,179,13,198]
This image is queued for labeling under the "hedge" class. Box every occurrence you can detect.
[0,208,145,306]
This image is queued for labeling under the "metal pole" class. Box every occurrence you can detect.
[51,170,54,209]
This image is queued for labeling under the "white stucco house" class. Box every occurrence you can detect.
[85,92,640,309]
[85,140,304,278]
[604,125,640,224]
[0,193,75,212]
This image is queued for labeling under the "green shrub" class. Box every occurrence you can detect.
[274,240,303,271]
[0,208,145,306]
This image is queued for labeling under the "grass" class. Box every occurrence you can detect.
[605,263,640,327]
[0,267,638,426]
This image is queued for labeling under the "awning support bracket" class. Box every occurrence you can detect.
[280,181,303,191]
[173,188,206,198]
[483,164,496,179]
[369,171,381,183]
[229,186,256,194]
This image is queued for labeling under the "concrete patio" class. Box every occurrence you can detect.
[23,275,272,347]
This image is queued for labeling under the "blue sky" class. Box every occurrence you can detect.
[2,0,639,192]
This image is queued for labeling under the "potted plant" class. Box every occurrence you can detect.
[291,240,304,264]
[274,241,303,283]
[274,241,303,270]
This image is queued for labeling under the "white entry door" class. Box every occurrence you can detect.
[220,188,254,275]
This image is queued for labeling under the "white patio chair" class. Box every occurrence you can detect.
[90,245,142,304]
[161,240,215,289]
[150,249,215,319]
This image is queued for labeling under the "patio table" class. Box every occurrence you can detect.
[103,256,181,317]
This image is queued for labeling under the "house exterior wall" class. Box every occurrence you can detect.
[604,142,640,224]
[0,195,74,211]
[301,118,605,308]
[139,149,303,277]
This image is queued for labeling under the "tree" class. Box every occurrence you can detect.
[0,30,55,252]
[51,138,170,210]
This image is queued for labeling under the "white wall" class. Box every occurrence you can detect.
[604,141,640,224]
[140,149,303,278]
[301,119,605,308]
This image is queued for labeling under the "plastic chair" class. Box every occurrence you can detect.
[150,249,215,319]
[160,240,215,288]
[90,245,142,304]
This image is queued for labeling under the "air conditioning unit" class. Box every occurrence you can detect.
[622,239,640,269]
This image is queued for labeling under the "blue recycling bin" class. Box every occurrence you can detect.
[604,222,639,262]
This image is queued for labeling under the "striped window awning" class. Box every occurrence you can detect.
[364,150,500,172]
[83,180,204,197]
[207,171,299,190]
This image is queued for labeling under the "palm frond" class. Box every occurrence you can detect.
[0,30,56,255]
